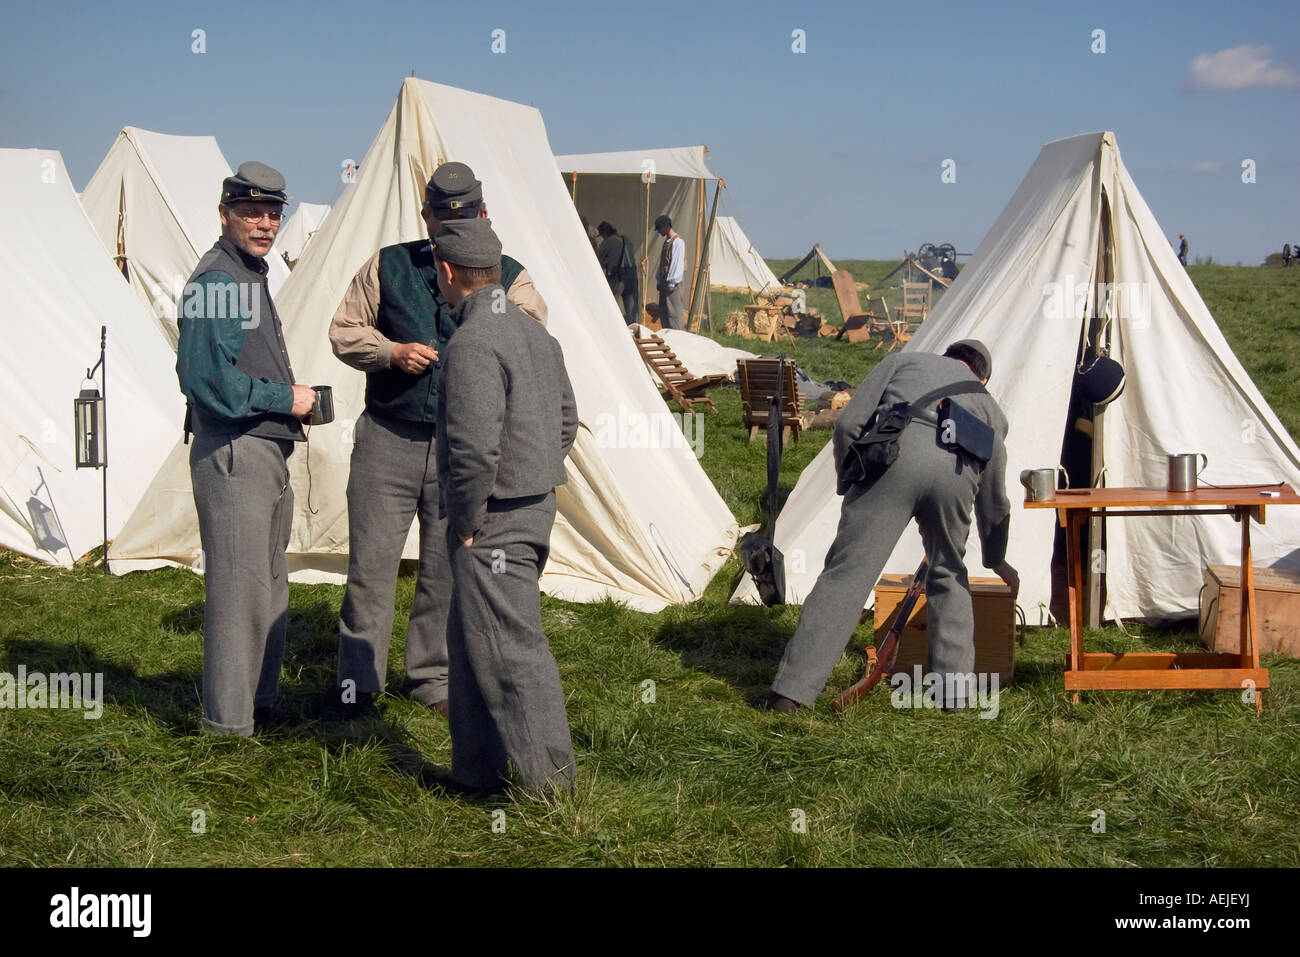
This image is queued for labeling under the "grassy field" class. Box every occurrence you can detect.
[1,263,1298,867]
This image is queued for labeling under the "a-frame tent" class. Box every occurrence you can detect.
[0,149,184,565]
[709,215,780,293]
[109,78,738,611]
[271,201,331,267]
[734,131,1300,624]
[81,126,291,349]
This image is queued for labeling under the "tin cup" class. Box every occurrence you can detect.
[1167,452,1207,492]
[1020,466,1068,502]
[310,385,334,425]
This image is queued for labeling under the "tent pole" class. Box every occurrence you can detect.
[641,180,650,324]
[688,179,722,332]
[1086,192,1115,628]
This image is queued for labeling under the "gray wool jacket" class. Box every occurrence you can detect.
[832,351,1012,568]
[437,284,578,541]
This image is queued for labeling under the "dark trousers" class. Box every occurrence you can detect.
[445,493,575,792]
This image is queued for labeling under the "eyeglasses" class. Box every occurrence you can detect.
[231,207,284,224]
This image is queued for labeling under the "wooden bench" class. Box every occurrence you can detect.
[737,357,803,443]
[633,331,727,413]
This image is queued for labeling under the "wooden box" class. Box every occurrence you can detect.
[1199,564,1300,657]
[873,575,1019,682]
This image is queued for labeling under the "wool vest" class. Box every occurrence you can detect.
[367,240,523,424]
[183,238,304,442]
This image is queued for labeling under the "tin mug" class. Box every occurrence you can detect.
[1167,452,1207,492]
[1020,466,1068,502]
[310,385,334,425]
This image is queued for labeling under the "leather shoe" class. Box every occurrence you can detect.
[759,691,800,714]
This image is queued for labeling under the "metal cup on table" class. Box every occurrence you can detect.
[1020,466,1068,502]
[1166,452,1207,492]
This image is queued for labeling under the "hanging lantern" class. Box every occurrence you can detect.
[74,386,106,469]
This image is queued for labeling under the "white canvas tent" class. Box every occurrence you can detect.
[709,215,780,293]
[556,147,777,307]
[733,131,1300,624]
[110,78,738,611]
[0,149,185,565]
[272,202,331,266]
[81,127,291,349]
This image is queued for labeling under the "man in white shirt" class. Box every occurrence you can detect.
[653,214,686,330]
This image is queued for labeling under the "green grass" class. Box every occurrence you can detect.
[2,264,1298,867]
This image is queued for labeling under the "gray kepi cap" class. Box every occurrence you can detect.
[221,161,288,204]
[425,161,483,215]
[433,218,502,268]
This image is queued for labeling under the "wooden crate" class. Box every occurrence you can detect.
[1199,564,1300,657]
[873,575,1019,682]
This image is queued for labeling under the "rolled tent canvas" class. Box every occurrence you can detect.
[110,78,738,611]
[81,126,291,350]
[271,202,331,266]
[0,149,185,565]
[733,131,1300,624]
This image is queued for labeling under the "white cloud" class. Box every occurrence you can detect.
[1191,160,1225,174]
[1184,44,1300,90]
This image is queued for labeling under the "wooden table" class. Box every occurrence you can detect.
[1025,484,1300,713]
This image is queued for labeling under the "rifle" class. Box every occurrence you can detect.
[832,558,928,711]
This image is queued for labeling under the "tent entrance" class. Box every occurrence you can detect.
[1052,189,1116,626]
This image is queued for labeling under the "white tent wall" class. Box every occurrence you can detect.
[110,79,737,611]
[709,216,780,293]
[732,131,1300,624]
[271,202,331,266]
[0,149,185,565]
[81,127,291,350]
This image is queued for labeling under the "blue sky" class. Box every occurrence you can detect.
[2,0,1297,263]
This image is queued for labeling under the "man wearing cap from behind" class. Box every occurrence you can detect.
[761,341,1020,715]
[434,217,578,794]
[176,162,316,735]
[325,162,547,720]
[653,214,686,330]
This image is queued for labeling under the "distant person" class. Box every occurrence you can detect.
[1284,242,1292,267]
[1178,234,1188,267]
[596,221,639,324]
[653,214,687,330]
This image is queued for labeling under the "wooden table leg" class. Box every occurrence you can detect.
[1239,507,1263,715]
[1066,509,1085,703]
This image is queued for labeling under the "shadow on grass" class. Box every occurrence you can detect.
[652,594,795,702]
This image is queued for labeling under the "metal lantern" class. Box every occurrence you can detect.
[74,386,106,469]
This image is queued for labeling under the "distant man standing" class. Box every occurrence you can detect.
[653,214,686,330]
[763,341,1020,714]
[326,162,547,719]
[1283,243,1292,267]
[1178,234,1189,266]
[434,218,579,794]
[596,221,639,324]
[176,162,315,735]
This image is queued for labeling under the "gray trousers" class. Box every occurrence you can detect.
[338,411,450,704]
[445,493,575,792]
[657,280,685,330]
[772,426,980,708]
[190,432,295,735]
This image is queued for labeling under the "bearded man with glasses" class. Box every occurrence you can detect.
[176,161,316,736]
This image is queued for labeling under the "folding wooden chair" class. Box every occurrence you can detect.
[634,331,728,413]
[737,357,803,444]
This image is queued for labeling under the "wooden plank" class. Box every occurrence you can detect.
[1074,652,1245,670]
[1025,484,1299,508]
[1065,668,1269,691]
